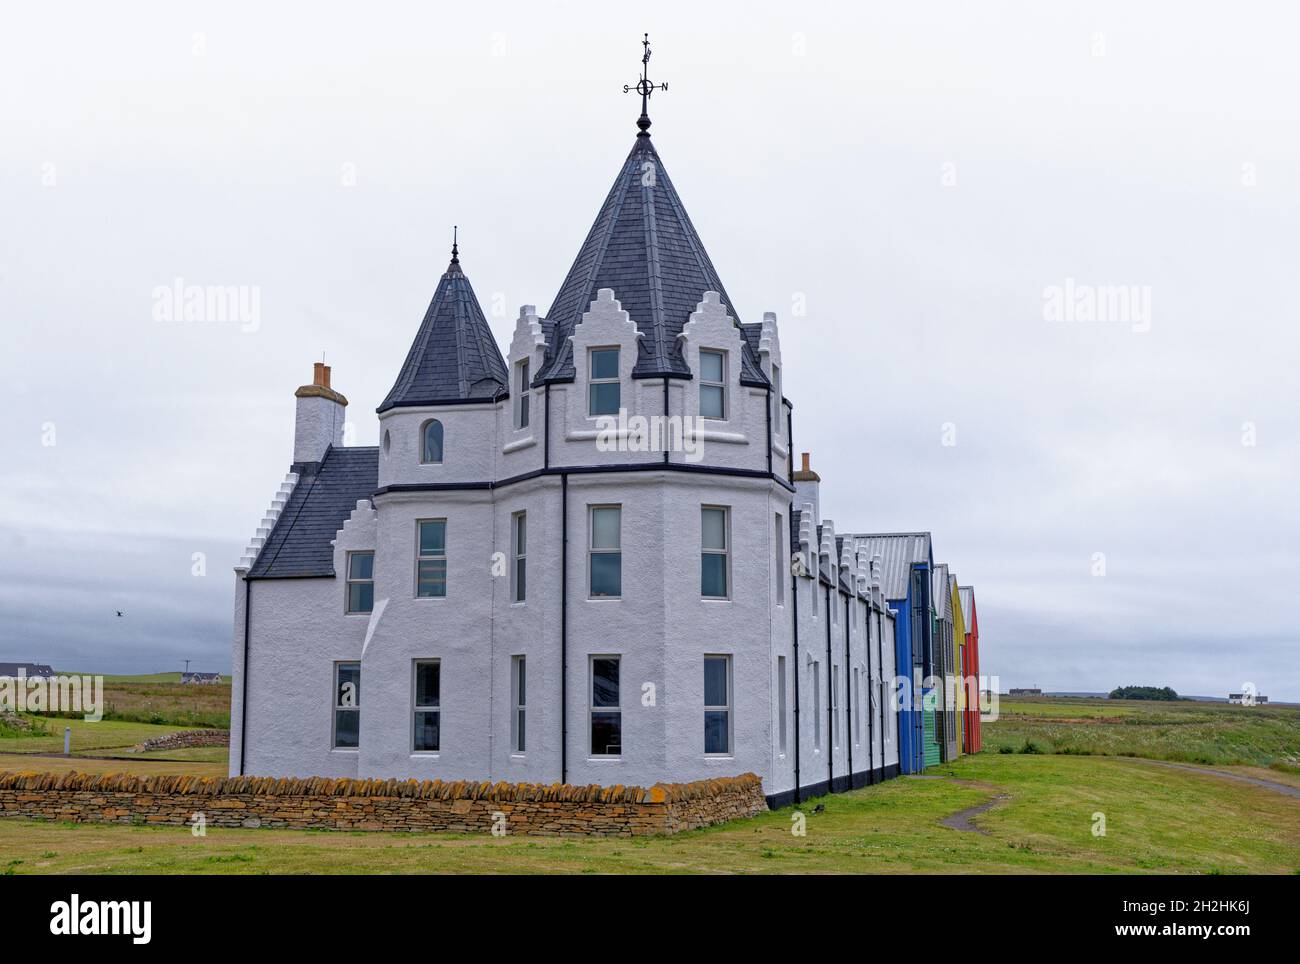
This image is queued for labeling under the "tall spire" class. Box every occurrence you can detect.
[450,225,459,267]
[623,33,667,137]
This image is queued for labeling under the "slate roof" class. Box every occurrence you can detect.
[247,446,379,579]
[0,663,55,677]
[377,252,509,413]
[850,533,933,601]
[957,586,974,627]
[537,134,769,388]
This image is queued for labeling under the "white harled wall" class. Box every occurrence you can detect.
[232,289,902,799]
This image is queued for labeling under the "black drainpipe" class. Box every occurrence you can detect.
[824,584,833,792]
[238,577,251,775]
[663,377,670,464]
[560,472,568,784]
[843,594,852,788]
[790,533,802,805]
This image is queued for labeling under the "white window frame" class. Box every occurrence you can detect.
[415,518,447,598]
[700,505,730,599]
[588,504,622,599]
[854,666,862,748]
[332,660,360,750]
[704,654,733,756]
[773,513,785,604]
[511,655,526,754]
[699,349,727,420]
[589,654,622,758]
[345,550,374,615]
[882,679,894,744]
[777,655,788,756]
[411,658,440,753]
[588,346,620,417]
[420,418,444,464]
[511,511,526,604]
[832,664,841,749]
[812,661,822,750]
[515,358,530,429]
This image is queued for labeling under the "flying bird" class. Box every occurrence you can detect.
[115,610,124,617]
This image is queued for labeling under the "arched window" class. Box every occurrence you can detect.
[421,419,444,464]
[382,429,391,455]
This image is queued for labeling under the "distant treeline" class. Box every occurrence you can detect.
[1109,685,1180,701]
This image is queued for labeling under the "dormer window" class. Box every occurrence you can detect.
[700,349,726,419]
[420,419,444,464]
[589,348,620,416]
[515,359,530,429]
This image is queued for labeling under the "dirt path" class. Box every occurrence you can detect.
[1119,757,1300,799]
[927,776,1010,833]
[939,793,1008,833]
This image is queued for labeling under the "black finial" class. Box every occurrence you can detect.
[623,32,667,137]
[450,225,459,265]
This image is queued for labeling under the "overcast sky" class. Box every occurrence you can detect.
[2,2,1296,699]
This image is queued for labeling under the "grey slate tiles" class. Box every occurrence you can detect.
[537,134,768,388]
[377,256,509,413]
[248,446,380,579]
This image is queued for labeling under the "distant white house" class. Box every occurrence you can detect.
[1227,693,1268,705]
[181,672,223,685]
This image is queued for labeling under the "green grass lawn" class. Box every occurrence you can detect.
[0,752,227,779]
[128,745,229,764]
[985,696,1300,766]
[0,717,198,756]
[2,754,1297,875]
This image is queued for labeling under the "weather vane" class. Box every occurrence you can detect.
[624,33,667,136]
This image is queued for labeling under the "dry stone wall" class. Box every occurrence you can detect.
[0,771,766,837]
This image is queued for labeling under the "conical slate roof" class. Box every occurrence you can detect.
[377,249,509,413]
[537,135,768,387]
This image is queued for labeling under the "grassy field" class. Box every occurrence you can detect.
[1,753,1296,874]
[1,686,1295,874]
[61,672,229,685]
[0,718,203,756]
[0,752,226,779]
[40,676,231,729]
[0,671,230,756]
[984,696,1300,767]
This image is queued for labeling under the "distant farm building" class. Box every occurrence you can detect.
[1009,687,1042,696]
[0,663,56,680]
[1227,693,1268,705]
[181,672,223,685]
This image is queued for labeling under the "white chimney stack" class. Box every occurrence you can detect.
[293,362,347,464]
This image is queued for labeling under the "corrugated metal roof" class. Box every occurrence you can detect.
[933,564,952,621]
[849,532,931,601]
[958,586,974,627]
